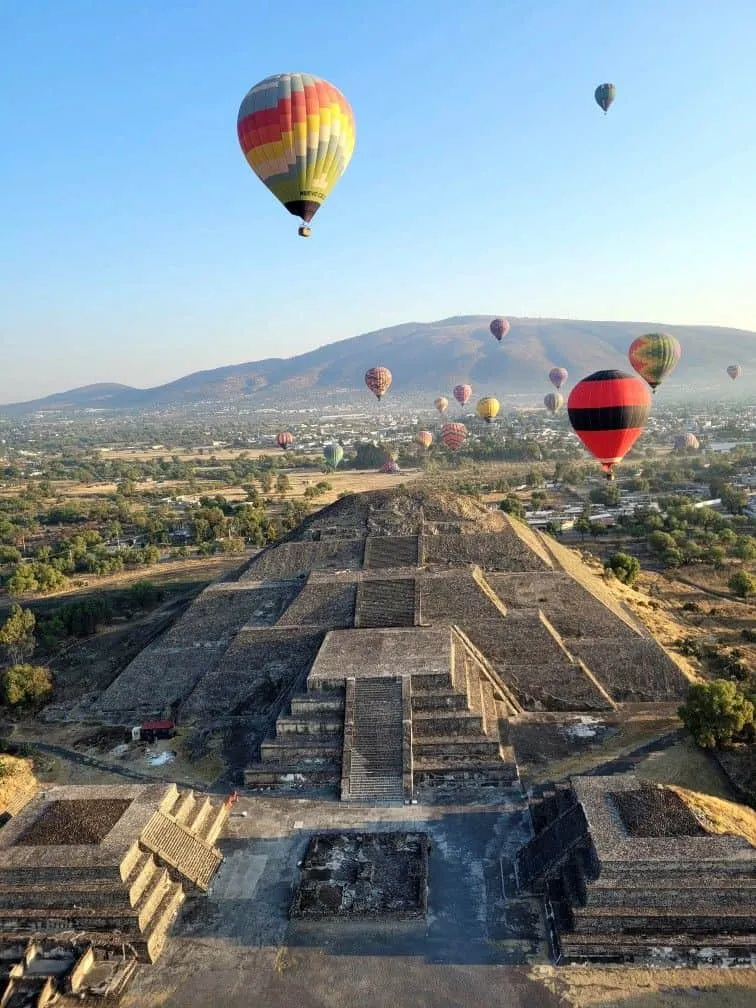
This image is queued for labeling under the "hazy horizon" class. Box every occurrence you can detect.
[3,1,756,401]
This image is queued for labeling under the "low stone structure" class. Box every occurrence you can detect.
[290,832,430,919]
[515,774,756,964]
[0,783,228,963]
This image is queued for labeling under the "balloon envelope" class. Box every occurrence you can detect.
[544,392,564,414]
[567,370,651,478]
[674,432,699,451]
[276,432,294,450]
[365,366,392,399]
[379,460,400,473]
[323,442,344,467]
[628,332,681,391]
[237,73,355,231]
[727,364,742,380]
[416,431,433,449]
[453,384,472,407]
[595,83,616,112]
[549,367,568,390]
[434,396,449,414]
[475,397,500,423]
[490,318,510,342]
[441,422,468,451]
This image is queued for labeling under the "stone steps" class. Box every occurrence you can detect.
[413,734,503,759]
[413,758,519,788]
[260,734,342,763]
[559,931,756,965]
[363,535,419,570]
[411,710,484,737]
[356,578,416,628]
[139,882,186,963]
[411,689,468,712]
[0,882,134,910]
[290,691,345,716]
[244,760,341,789]
[586,881,756,908]
[572,906,756,934]
[349,677,403,802]
[140,812,222,892]
[276,715,344,735]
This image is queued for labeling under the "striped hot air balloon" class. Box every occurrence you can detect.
[441,422,468,451]
[416,431,433,449]
[544,392,564,414]
[727,364,742,380]
[549,367,568,390]
[490,318,510,342]
[276,432,294,450]
[323,442,344,468]
[434,396,449,414]
[673,432,699,452]
[379,460,400,474]
[365,366,392,399]
[567,370,652,480]
[476,397,500,424]
[453,384,472,408]
[237,73,356,237]
[628,333,681,392]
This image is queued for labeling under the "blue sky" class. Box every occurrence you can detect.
[2,0,755,401]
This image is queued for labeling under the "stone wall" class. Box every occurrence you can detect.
[423,532,552,571]
[569,639,690,702]
[240,539,364,580]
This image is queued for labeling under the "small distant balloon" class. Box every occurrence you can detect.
[726,364,742,381]
[434,396,449,414]
[475,397,500,424]
[365,366,392,399]
[490,318,510,342]
[416,431,433,449]
[549,367,568,390]
[595,83,616,113]
[453,384,472,408]
[544,392,564,414]
[276,432,294,450]
[441,422,468,451]
[379,460,400,474]
[323,442,344,468]
[673,432,699,452]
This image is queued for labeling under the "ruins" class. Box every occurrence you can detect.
[516,774,756,964]
[0,782,228,967]
[83,488,690,800]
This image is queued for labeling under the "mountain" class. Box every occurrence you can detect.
[3,316,755,413]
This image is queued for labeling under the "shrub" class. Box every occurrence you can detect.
[678,679,755,749]
[1,664,53,708]
[604,552,640,586]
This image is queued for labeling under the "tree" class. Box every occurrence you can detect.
[589,484,620,506]
[604,552,640,586]
[128,580,165,609]
[729,570,756,598]
[1,664,53,708]
[275,473,292,499]
[7,564,39,596]
[0,605,36,665]
[678,680,754,749]
[719,484,748,515]
[498,496,525,519]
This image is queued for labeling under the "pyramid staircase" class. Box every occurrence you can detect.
[343,677,404,802]
[355,577,416,627]
[363,535,419,569]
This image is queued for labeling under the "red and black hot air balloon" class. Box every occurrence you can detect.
[490,318,510,342]
[567,370,652,480]
[276,432,294,450]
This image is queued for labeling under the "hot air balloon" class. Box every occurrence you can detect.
[434,396,449,414]
[549,367,568,390]
[416,431,433,449]
[364,366,392,400]
[674,432,699,452]
[567,370,652,480]
[727,364,742,381]
[544,392,564,414]
[595,83,616,113]
[490,318,510,342]
[453,384,472,408]
[476,397,500,424]
[276,432,294,450]
[323,442,344,468]
[380,460,400,474]
[628,333,681,392]
[441,422,468,451]
[237,73,356,238]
